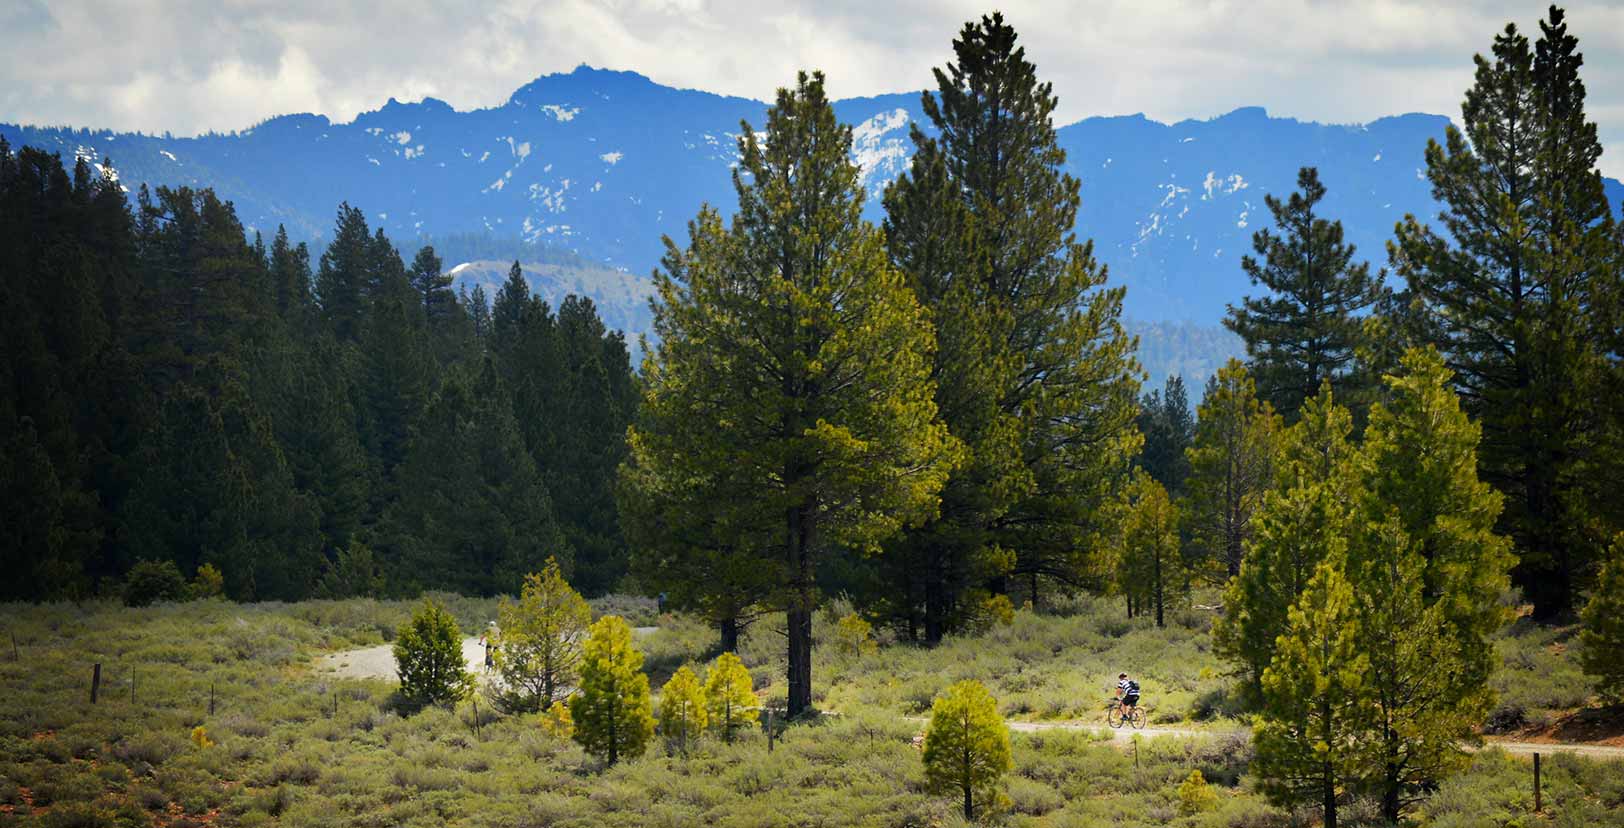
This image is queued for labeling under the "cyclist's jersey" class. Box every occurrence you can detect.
[1119,678,1140,697]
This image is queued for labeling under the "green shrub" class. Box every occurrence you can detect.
[491,559,591,713]
[188,563,225,600]
[123,560,188,607]
[1581,537,1624,705]
[314,539,385,600]
[1177,769,1219,814]
[922,679,1012,821]
[392,598,471,710]
[570,616,654,765]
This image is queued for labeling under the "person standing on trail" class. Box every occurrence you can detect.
[480,623,497,671]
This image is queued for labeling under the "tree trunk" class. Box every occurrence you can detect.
[924,552,945,644]
[786,503,815,717]
[1382,763,1401,824]
[1154,548,1165,628]
[988,573,1008,597]
[1382,727,1402,824]
[963,784,973,820]
[1323,759,1337,828]
[719,616,739,654]
[787,605,813,716]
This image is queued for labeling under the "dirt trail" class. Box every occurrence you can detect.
[314,641,1623,760]
[904,716,1624,759]
[314,628,658,681]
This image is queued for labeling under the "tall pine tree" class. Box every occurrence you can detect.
[881,13,1140,631]
[1225,167,1387,422]
[1183,360,1280,579]
[1390,6,1617,616]
[625,72,959,716]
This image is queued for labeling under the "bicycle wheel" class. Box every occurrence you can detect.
[1130,707,1146,729]
[1107,704,1124,728]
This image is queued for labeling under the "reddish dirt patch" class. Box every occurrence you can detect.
[1512,706,1624,746]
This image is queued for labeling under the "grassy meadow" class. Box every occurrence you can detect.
[0,593,1619,827]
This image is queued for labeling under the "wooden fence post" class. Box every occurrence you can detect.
[766,708,774,753]
[1534,752,1542,813]
[209,683,216,716]
[130,667,136,704]
[90,663,101,704]
[9,632,17,661]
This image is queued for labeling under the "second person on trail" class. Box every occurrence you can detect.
[480,623,497,671]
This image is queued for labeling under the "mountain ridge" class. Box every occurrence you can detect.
[4,65,1620,334]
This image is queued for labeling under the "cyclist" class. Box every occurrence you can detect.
[1114,672,1141,718]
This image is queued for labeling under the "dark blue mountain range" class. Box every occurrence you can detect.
[5,65,1620,337]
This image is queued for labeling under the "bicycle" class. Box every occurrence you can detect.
[1106,697,1146,729]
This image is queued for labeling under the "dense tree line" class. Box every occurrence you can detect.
[1204,6,1624,823]
[622,14,1140,716]
[0,142,636,600]
[1217,6,1624,625]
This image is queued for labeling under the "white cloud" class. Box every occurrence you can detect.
[2,0,1623,178]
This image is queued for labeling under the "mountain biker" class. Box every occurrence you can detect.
[1115,672,1141,717]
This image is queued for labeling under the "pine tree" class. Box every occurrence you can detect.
[621,425,777,651]
[625,72,959,716]
[881,60,1024,642]
[0,414,75,598]
[1183,360,1281,580]
[466,284,492,344]
[703,652,759,743]
[1137,376,1195,497]
[1347,517,1479,822]
[1358,348,1513,697]
[1580,536,1624,705]
[122,373,321,601]
[551,295,637,594]
[268,225,316,329]
[0,144,125,598]
[1253,556,1368,828]
[1225,168,1387,422]
[490,260,531,360]
[315,203,375,342]
[1110,471,1183,627]
[1215,383,1357,702]
[408,244,456,327]
[254,335,368,550]
[570,616,655,765]
[922,679,1012,821]
[883,13,1140,624]
[1390,6,1617,617]
[314,538,385,599]
[491,558,591,712]
[658,666,708,755]
[381,362,568,595]
[393,598,472,710]
[358,268,435,488]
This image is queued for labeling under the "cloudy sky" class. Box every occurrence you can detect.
[4,0,1623,176]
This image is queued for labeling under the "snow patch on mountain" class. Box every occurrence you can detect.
[851,108,912,196]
